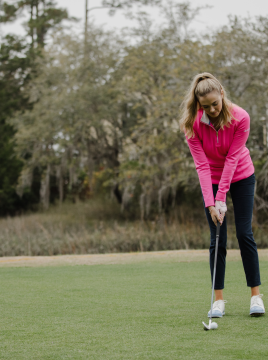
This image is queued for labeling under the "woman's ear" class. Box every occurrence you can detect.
[221,89,224,98]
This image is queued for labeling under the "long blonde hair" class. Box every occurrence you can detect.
[179,72,234,138]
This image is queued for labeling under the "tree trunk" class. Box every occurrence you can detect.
[57,165,64,204]
[59,173,64,204]
[39,0,46,47]
[84,0,88,51]
[87,140,95,192]
[40,164,50,210]
[36,0,40,47]
[30,1,34,47]
[113,184,122,204]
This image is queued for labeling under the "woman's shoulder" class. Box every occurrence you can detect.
[231,104,250,120]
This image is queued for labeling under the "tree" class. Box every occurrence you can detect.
[6,1,268,221]
[10,28,124,208]
[84,0,162,46]
[1,1,69,48]
[110,2,211,218]
[0,0,69,214]
[0,35,31,215]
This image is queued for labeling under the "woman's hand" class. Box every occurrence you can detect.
[215,201,227,216]
[208,206,224,226]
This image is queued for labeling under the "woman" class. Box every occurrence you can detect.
[179,72,265,317]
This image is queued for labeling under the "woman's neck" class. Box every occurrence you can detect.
[208,115,221,131]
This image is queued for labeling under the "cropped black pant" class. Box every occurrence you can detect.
[203,174,261,290]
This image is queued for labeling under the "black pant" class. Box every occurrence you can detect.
[203,173,261,289]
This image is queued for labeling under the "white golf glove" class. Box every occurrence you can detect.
[215,200,227,215]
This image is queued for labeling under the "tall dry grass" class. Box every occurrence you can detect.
[0,199,267,256]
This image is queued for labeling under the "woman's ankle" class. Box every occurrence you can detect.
[251,286,260,297]
[215,289,224,301]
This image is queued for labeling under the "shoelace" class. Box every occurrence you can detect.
[212,300,227,309]
[251,294,264,307]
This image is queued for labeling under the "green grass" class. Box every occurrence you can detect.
[0,259,268,359]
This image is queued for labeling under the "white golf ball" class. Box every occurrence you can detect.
[210,322,218,329]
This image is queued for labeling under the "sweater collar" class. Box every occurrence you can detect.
[200,110,210,125]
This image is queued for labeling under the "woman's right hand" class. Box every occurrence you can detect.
[208,206,223,226]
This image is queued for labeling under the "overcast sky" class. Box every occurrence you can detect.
[2,0,268,37]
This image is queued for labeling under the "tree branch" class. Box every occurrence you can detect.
[87,6,111,13]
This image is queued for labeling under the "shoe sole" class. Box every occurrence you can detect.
[207,311,225,318]
[250,305,265,316]
[250,312,265,317]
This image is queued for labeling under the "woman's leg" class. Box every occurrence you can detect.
[230,174,261,289]
[203,184,228,294]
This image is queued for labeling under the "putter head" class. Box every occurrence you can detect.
[202,321,218,330]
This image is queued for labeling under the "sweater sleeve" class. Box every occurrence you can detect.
[215,113,250,202]
[186,132,215,208]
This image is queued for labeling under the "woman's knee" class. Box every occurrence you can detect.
[210,236,227,251]
[236,229,255,245]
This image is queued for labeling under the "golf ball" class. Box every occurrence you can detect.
[210,322,218,329]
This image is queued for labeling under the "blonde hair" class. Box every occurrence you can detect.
[179,72,234,138]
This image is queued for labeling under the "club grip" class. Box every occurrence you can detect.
[216,221,220,237]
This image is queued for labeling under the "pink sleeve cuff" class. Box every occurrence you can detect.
[215,191,226,202]
[204,197,215,208]
[206,203,215,208]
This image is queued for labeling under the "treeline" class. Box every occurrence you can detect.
[1,1,268,221]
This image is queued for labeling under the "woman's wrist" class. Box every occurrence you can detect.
[208,206,214,213]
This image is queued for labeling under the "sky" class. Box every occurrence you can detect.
[2,0,268,37]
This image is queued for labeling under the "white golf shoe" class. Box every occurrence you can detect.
[250,294,265,316]
[208,300,227,318]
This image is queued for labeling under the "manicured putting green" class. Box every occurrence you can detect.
[0,259,267,359]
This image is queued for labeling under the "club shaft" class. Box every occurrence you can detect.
[210,221,220,322]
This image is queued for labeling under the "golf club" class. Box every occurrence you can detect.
[203,221,221,331]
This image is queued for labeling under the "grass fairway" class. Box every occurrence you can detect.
[0,257,268,359]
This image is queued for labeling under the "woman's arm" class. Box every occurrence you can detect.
[186,132,215,208]
[215,112,250,202]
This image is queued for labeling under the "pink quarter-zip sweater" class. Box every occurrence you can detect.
[186,105,254,207]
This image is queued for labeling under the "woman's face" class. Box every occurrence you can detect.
[198,90,223,118]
